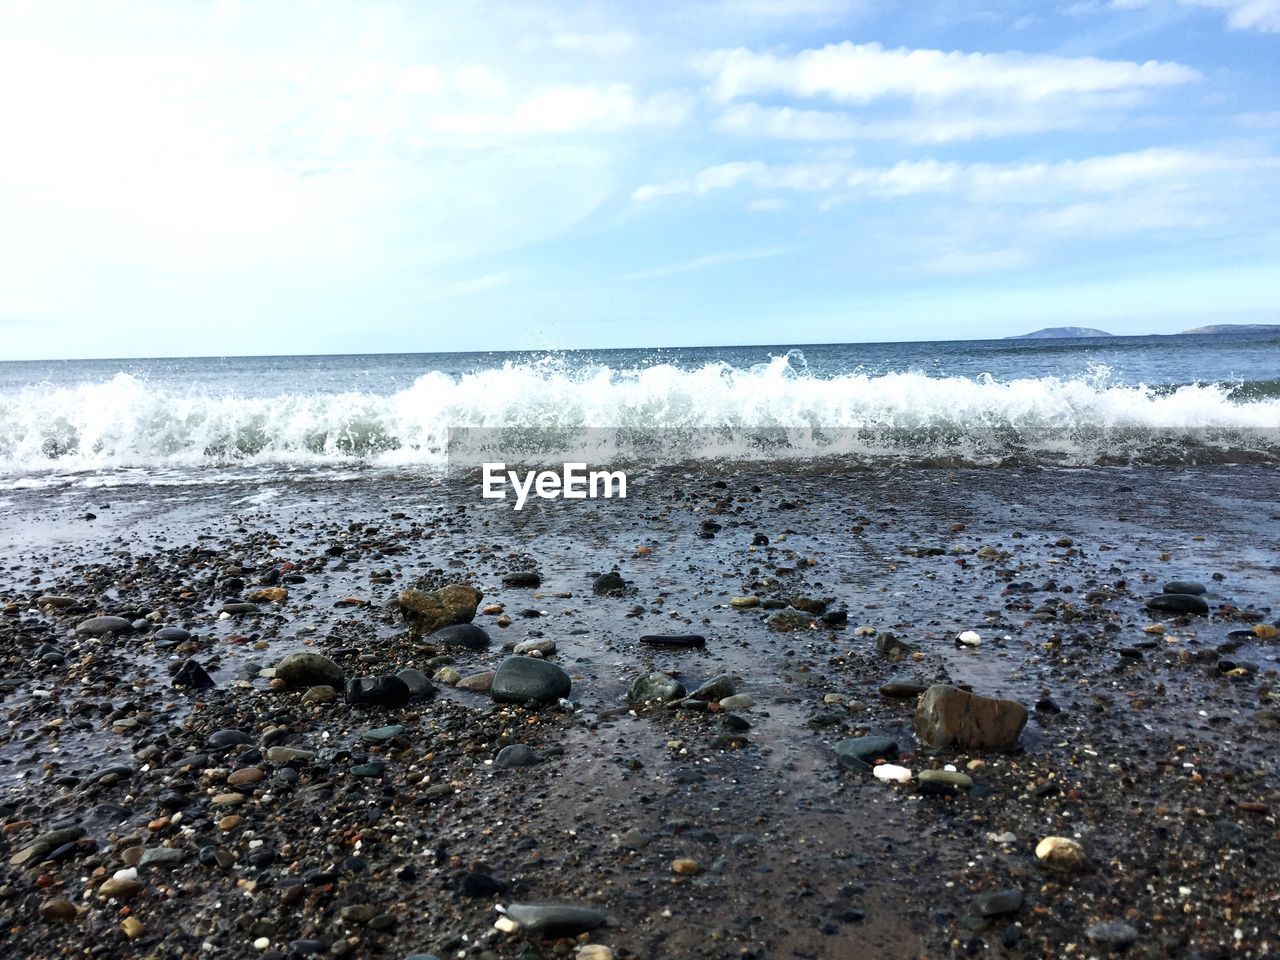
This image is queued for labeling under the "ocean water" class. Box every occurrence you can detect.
[1,334,1278,486]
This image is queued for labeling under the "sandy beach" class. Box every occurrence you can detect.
[0,462,1276,959]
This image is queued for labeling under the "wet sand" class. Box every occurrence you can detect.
[1,464,1278,959]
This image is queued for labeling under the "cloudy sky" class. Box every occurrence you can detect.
[1,0,1278,358]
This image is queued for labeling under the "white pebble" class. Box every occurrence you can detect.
[112,867,138,882]
[873,764,913,783]
[494,916,520,933]
[253,938,270,951]
[957,630,982,646]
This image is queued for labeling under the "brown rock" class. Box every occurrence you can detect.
[456,671,495,693]
[97,877,143,900]
[247,587,288,603]
[227,767,264,787]
[218,815,244,832]
[39,897,78,922]
[914,685,1028,751]
[398,584,481,638]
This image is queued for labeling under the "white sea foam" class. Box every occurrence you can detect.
[0,356,1277,477]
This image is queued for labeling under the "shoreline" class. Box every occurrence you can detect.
[1,464,1277,959]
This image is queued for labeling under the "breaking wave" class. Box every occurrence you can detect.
[1,355,1278,477]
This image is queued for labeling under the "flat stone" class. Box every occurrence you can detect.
[227,766,265,787]
[491,656,571,704]
[456,671,495,692]
[39,897,78,921]
[360,725,406,744]
[503,903,606,937]
[640,634,707,649]
[719,694,753,711]
[502,571,541,587]
[206,729,254,750]
[914,685,1028,752]
[266,746,316,764]
[833,736,898,772]
[1163,580,1206,595]
[154,626,191,642]
[1146,593,1209,616]
[219,602,259,615]
[97,877,143,900]
[970,889,1023,917]
[1085,921,1140,949]
[918,769,974,793]
[76,616,133,637]
[138,847,185,868]
[880,678,928,698]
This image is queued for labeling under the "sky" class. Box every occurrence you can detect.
[0,0,1278,359]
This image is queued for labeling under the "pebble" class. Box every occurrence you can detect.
[502,570,542,587]
[873,764,913,783]
[833,736,898,772]
[627,672,686,704]
[879,677,928,698]
[227,767,265,787]
[494,744,541,769]
[956,630,982,647]
[691,674,734,702]
[1085,921,1140,949]
[918,769,974,794]
[576,947,614,960]
[432,666,462,685]
[172,659,215,688]
[514,638,557,656]
[970,888,1023,917]
[1035,836,1086,872]
[767,609,815,632]
[671,858,701,875]
[719,694,753,711]
[301,685,337,705]
[39,897,77,921]
[97,876,143,900]
[729,596,760,608]
[120,916,145,939]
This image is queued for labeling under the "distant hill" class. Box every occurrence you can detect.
[1007,327,1113,339]
[1178,323,1280,335]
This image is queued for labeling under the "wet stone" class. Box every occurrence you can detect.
[345,676,412,708]
[503,903,606,937]
[1146,593,1210,617]
[429,623,490,651]
[276,653,344,688]
[491,656,571,704]
[628,672,686,704]
[494,744,541,769]
[640,634,707,649]
[75,616,133,637]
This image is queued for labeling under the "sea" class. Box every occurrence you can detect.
[1,333,1279,489]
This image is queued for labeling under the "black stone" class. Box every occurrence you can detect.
[345,676,412,708]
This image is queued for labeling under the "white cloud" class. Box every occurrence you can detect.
[455,64,511,100]
[634,147,1277,202]
[700,41,1199,104]
[624,246,790,279]
[436,85,690,135]
[1111,0,1280,31]
[549,31,636,56]
[715,101,1097,142]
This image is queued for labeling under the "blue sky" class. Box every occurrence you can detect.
[0,0,1278,359]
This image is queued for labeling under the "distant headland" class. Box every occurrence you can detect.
[1008,323,1279,339]
[1007,327,1113,339]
